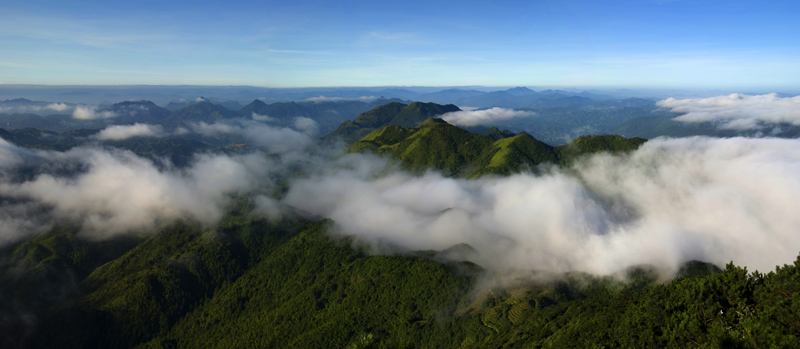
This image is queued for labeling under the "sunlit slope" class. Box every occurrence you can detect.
[348,118,646,177]
[324,101,460,144]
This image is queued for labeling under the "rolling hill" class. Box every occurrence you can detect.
[348,118,646,177]
[323,102,461,144]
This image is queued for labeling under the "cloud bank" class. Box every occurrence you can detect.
[73,106,118,120]
[658,93,800,130]
[0,119,324,244]
[251,112,276,122]
[285,137,800,276]
[305,96,377,102]
[440,107,535,127]
[0,103,72,114]
[4,116,800,279]
[189,118,318,154]
[95,123,165,140]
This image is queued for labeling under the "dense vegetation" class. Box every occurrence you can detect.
[1,99,798,348]
[1,211,799,348]
[348,118,646,178]
[324,102,460,144]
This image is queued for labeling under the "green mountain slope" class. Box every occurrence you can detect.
[324,102,460,144]
[348,119,646,178]
[5,212,799,348]
[141,221,475,348]
[484,126,516,141]
[18,209,297,348]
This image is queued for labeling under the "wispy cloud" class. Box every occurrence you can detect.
[305,95,377,102]
[658,93,800,130]
[95,123,165,141]
[0,103,72,114]
[189,119,318,154]
[286,137,800,276]
[441,107,535,127]
[73,106,117,120]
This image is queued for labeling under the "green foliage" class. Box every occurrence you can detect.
[3,212,800,348]
[347,120,645,178]
[324,102,460,144]
[484,127,516,141]
[0,225,143,348]
[555,134,647,165]
[141,221,474,348]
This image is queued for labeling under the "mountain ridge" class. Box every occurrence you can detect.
[348,118,646,178]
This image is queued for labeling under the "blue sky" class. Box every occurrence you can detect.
[2,0,798,89]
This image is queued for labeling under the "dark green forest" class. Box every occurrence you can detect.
[2,209,799,348]
[0,100,798,348]
[348,118,646,178]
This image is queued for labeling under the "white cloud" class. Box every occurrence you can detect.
[0,146,279,240]
[0,121,326,243]
[45,103,70,112]
[305,95,377,102]
[73,106,118,120]
[285,137,800,277]
[658,93,800,130]
[440,107,535,127]
[189,120,315,155]
[251,112,276,122]
[0,137,30,170]
[94,123,165,141]
[189,121,238,136]
[5,113,800,281]
[0,103,72,114]
[293,116,319,136]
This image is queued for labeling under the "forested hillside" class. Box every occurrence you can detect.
[2,211,799,348]
[348,118,646,177]
[0,100,798,348]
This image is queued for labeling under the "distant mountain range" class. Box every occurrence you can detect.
[2,96,800,348]
[0,98,406,135]
[9,88,799,146]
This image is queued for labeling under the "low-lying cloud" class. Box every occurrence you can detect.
[285,136,800,276]
[45,103,70,112]
[251,112,276,122]
[0,119,326,244]
[293,116,319,136]
[95,123,165,140]
[305,96,377,102]
[0,103,72,114]
[73,106,118,120]
[441,107,535,127]
[0,148,275,239]
[4,115,800,280]
[658,93,800,130]
[189,118,318,154]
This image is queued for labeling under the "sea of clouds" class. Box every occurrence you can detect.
[2,94,800,278]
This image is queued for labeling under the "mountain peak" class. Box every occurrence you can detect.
[415,117,448,128]
[485,127,517,140]
[503,87,536,96]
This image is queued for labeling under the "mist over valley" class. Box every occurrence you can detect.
[3,0,800,346]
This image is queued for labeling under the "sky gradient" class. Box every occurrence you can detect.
[2,0,799,89]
